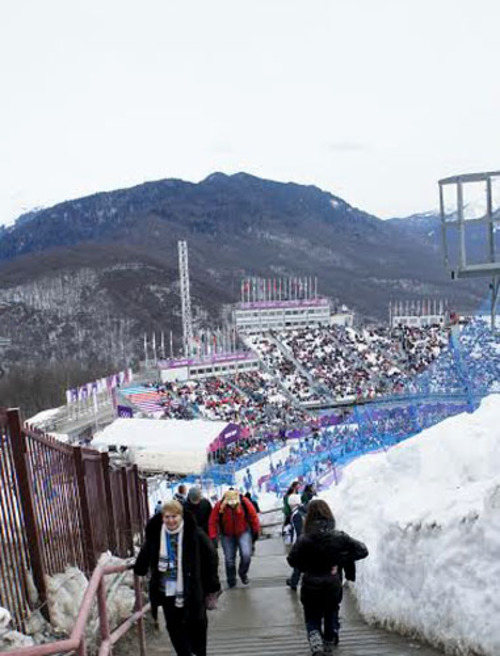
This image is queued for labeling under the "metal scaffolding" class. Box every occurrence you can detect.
[178,240,193,357]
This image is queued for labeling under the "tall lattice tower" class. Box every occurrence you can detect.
[178,240,193,357]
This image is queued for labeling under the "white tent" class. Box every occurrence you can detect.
[93,417,228,474]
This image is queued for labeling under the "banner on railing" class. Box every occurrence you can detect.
[65,369,133,405]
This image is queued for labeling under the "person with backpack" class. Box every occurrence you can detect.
[174,484,187,505]
[185,487,212,536]
[208,488,260,588]
[301,483,317,506]
[285,494,306,591]
[287,499,368,655]
[283,480,300,527]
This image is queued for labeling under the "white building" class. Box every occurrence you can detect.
[330,307,355,327]
[233,298,331,334]
[389,300,447,329]
[157,351,259,382]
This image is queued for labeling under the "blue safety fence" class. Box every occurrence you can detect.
[262,396,476,495]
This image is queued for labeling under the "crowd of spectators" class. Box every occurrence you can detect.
[456,319,500,393]
[214,433,287,466]
[277,324,449,401]
[133,325,453,426]
[245,335,325,403]
[230,370,309,427]
[129,320,500,481]
[126,318,500,493]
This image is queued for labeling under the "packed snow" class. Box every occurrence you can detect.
[323,394,500,655]
[0,552,136,651]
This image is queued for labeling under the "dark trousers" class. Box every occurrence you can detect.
[161,596,208,656]
[303,600,340,643]
[290,566,301,588]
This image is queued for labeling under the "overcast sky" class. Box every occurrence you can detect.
[1,0,500,226]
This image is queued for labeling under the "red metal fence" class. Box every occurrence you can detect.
[0,408,149,632]
[0,409,33,632]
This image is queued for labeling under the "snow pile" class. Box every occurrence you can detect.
[46,567,89,635]
[0,607,35,650]
[324,394,500,655]
[45,554,135,640]
[96,553,135,624]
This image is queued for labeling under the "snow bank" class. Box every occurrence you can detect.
[46,567,89,635]
[45,554,135,641]
[0,608,35,650]
[323,394,500,655]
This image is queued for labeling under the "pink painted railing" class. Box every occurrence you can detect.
[6,563,151,656]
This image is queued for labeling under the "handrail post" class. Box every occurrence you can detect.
[134,575,147,656]
[74,446,96,571]
[132,464,144,538]
[7,408,49,620]
[97,579,111,646]
[121,467,134,556]
[101,452,117,553]
[142,478,149,527]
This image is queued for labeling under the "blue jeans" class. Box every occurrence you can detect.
[220,530,253,586]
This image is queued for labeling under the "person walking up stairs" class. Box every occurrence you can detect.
[209,489,260,588]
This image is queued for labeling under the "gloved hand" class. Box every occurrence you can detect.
[205,592,219,610]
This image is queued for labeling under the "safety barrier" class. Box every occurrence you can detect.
[0,408,149,632]
[5,563,150,656]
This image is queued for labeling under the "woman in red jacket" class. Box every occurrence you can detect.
[209,488,260,588]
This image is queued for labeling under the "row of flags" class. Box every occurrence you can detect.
[143,331,174,365]
[190,327,239,357]
[144,328,240,362]
[389,299,448,319]
[240,276,318,303]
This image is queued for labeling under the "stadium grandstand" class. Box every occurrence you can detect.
[27,266,500,499]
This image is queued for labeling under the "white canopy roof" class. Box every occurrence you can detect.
[93,417,228,474]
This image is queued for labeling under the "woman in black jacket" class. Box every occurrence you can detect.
[134,500,221,656]
[287,499,368,655]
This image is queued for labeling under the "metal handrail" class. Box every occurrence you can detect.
[6,563,150,656]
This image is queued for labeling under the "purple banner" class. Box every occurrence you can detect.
[117,405,134,418]
[158,351,256,370]
[208,423,241,453]
[66,369,133,404]
[237,298,329,310]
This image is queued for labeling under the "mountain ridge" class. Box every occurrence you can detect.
[0,172,484,380]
